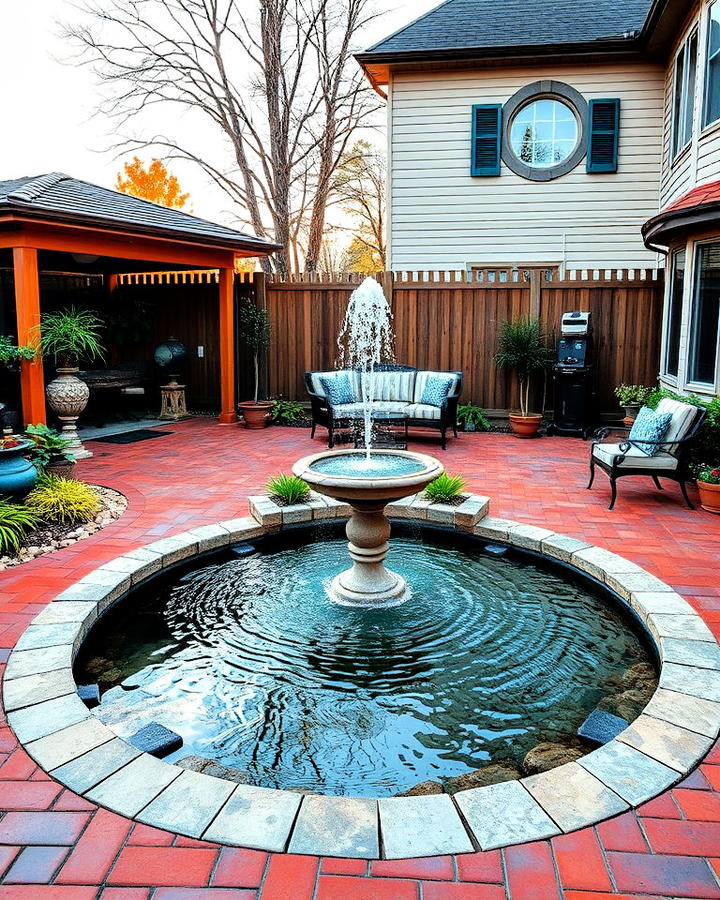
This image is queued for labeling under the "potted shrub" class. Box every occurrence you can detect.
[495,317,551,438]
[37,307,105,458]
[614,384,651,425]
[25,424,76,479]
[697,465,720,515]
[237,302,273,429]
[457,403,490,433]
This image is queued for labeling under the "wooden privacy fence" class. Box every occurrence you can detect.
[252,268,664,415]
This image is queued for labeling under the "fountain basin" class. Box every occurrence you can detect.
[294,449,444,605]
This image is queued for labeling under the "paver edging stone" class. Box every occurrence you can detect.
[4,494,720,859]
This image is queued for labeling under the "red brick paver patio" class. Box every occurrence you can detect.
[0,419,719,899]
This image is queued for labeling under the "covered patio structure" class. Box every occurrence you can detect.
[0,173,278,425]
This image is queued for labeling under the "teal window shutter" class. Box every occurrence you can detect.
[587,99,620,173]
[471,104,502,176]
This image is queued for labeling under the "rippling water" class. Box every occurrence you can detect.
[309,452,426,478]
[77,534,653,796]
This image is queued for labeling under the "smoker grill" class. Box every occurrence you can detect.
[547,311,595,438]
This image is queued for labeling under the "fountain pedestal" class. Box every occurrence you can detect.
[330,500,407,606]
[293,449,443,608]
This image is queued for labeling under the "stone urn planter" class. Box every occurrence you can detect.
[45,368,92,459]
[238,400,274,430]
[697,479,720,515]
[509,413,543,438]
[621,404,643,428]
[0,441,38,497]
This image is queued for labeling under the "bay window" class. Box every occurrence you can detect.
[665,249,685,379]
[687,242,720,386]
[705,2,720,127]
[673,31,698,156]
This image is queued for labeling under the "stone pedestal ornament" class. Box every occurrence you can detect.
[45,367,92,460]
[160,383,188,420]
[293,449,443,607]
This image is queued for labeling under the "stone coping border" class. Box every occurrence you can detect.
[5,492,720,859]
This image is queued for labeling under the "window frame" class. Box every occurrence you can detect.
[703,0,720,129]
[671,28,699,160]
[662,247,686,382]
[685,238,720,390]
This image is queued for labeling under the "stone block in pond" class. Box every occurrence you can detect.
[77,684,100,708]
[130,723,183,758]
[578,708,629,746]
[231,542,257,558]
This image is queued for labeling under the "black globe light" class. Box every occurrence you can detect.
[154,338,188,385]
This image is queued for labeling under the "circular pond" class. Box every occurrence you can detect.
[75,524,656,798]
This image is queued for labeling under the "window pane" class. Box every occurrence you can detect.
[684,33,698,143]
[665,249,685,378]
[673,45,686,155]
[705,3,720,126]
[688,243,720,385]
[510,99,578,169]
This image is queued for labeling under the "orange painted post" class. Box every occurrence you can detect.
[13,247,46,426]
[218,266,237,423]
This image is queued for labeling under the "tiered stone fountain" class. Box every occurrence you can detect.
[293,278,444,606]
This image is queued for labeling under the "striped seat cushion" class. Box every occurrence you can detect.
[414,371,458,404]
[310,370,361,402]
[656,398,698,454]
[593,443,679,470]
[403,403,442,421]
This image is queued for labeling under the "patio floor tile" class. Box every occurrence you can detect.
[607,850,720,898]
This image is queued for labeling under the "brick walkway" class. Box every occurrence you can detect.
[0,419,719,899]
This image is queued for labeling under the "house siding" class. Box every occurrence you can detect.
[659,0,720,209]
[389,63,665,271]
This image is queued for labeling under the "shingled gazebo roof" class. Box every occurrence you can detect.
[0,173,279,255]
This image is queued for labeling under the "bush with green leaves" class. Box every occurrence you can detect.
[37,307,105,368]
[646,387,720,473]
[0,502,38,555]
[267,474,310,504]
[424,473,466,503]
[272,399,305,425]
[457,404,490,432]
[0,335,36,367]
[614,384,652,406]
[697,465,720,485]
[24,424,75,470]
[238,302,271,403]
[495,317,552,416]
[26,474,100,524]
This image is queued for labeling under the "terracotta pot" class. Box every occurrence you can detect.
[697,480,720,515]
[238,401,274,429]
[509,413,543,438]
[621,404,642,428]
[45,367,92,459]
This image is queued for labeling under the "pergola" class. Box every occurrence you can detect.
[0,173,278,425]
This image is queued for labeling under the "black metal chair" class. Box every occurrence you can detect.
[587,399,707,510]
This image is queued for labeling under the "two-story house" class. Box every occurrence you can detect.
[357,0,720,400]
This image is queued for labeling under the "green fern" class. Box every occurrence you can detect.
[0,502,38,554]
[424,473,466,503]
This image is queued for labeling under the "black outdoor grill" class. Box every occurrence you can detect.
[547,311,595,439]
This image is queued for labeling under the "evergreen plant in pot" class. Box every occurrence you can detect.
[495,317,551,438]
[237,302,273,429]
[37,308,105,459]
[0,336,36,432]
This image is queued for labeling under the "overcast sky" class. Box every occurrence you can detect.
[0,0,438,226]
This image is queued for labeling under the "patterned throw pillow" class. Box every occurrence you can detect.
[628,406,673,457]
[319,374,355,406]
[420,375,454,408]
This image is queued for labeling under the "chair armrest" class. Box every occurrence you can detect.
[593,425,630,442]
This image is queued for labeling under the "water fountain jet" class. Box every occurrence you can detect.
[293,278,444,606]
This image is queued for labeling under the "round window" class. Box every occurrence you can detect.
[510,98,579,169]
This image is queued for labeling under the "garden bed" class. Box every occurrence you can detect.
[0,485,127,569]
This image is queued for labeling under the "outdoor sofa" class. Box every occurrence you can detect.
[304,363,463,449]
[588,397,707,509]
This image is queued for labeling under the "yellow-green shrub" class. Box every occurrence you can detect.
[26,474,100,524]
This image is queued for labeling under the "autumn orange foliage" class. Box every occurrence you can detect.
[115,157,190,209]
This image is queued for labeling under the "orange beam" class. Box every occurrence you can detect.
[0,221,237,270]
[218,266,236,424]
[13,247,46,426]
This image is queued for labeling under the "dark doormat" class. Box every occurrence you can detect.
[90,429,174,445]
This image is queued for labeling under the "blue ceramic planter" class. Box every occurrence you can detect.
[0,442,38,498]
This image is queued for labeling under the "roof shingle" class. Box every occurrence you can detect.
[364,0,654,56]
[0,173,277,254]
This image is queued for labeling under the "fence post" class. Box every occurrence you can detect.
[378,270,394,306]
[254,271,270,401]
[529,269,542,319]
